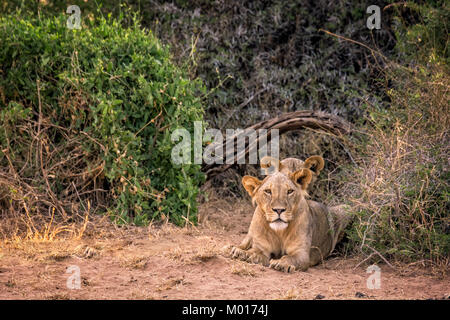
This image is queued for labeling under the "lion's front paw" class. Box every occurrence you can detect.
[229,246,249,260]
[247,252,269,266]
[269,257,296,273]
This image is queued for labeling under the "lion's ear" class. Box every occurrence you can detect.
[304,156,324,176]
[260,156,283,175]
[290,169,312,190]
[242,176,262,197]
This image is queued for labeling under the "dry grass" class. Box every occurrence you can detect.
[163,247,184,262]
[1,238,75,262]
[148,221,201,238]
[128,289,157,300]
[156,276,188,292]
[312,4,450,272]
[163,245,219,265]
[276,287,302,300]
[230,262,257,277]
[0,80,106,240]
[119,255,149,270]
[338,59,449,270]
[45,293,71,300]
[0,209,91,242]
[73,244,98,259]
[190,244,218,263]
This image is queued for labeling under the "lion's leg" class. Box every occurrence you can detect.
[244,247,270,266]
[229,246,270,266]
[230,246,248,260]
[270,250,310,272]
[270,245,310,273]
[237,238,272,266]
[228,235,252,260]
[229,235,271,266]
[238,235,252,250]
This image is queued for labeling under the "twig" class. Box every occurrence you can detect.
[353,252,376,270]
[331,135,357,167]
[134,108,163,138]
[72,181,87,214]
[80,130,106,152]
[364,244,396,270]
[383,2,408,11]
[319,29,411,73]
[36,79,67,220]
[318,29,388,62]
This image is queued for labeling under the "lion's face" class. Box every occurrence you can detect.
[242,169,312,231]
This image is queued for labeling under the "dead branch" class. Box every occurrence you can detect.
[203,110,351,179]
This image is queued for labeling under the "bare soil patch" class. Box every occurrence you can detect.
[0,199,448,300]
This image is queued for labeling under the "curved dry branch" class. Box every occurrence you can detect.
[203,110,351,179]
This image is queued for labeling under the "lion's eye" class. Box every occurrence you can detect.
[287,189,294,195]
[264,189,272,195]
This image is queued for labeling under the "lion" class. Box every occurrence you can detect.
[227,167,351,272]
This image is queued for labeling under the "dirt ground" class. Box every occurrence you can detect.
[0,199,448,300]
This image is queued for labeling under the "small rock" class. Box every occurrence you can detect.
[314,294,325,300]
[355,292,368,298]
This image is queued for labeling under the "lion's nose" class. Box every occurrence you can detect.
[272,208,286,215]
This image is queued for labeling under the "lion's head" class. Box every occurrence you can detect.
[242,169,312,231]
[260,155,324,177]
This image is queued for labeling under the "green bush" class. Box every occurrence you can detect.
[392,1,449,65]
[0,12,206,226]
